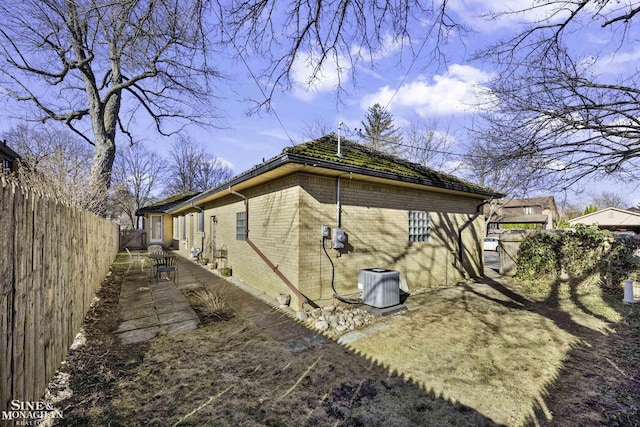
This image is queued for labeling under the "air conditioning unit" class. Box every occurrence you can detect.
[358,268,400,308]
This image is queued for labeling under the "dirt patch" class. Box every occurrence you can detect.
[44,259,640,426]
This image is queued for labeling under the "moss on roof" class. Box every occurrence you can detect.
[284,134,496,195]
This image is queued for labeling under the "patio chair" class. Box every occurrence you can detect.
[125,248,145,273]
[155,255,178,284]
[147,244,163,254]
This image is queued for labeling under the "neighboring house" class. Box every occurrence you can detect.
[0,139,20,175]
[569,207,640,233]
[135,192,199,248]
[141,134,503,310]
[487,196,558,233]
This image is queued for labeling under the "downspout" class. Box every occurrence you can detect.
[458,198,494,277]
[228,187,319,309]
[336,122,343,228]
[336,176,341,228]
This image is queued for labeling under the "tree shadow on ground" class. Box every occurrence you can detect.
[472,271,640,425]
[49,255,504,427]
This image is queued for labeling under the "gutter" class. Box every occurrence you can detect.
[168,152,504,214]
[228,187,319,309]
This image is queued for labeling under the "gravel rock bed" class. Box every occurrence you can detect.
[295,303,377,336]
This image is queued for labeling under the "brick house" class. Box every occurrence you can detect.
[135,192,199,248]
[141,135,503,310]
[487,196,558,233]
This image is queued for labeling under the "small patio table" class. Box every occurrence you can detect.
[149,252,178,283]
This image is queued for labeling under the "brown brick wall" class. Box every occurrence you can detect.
[188,176,304,307]
[172,172,486,310]
[297,174,485,304]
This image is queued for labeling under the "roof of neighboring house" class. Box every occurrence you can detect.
[135,192,199,215]
[163,134,504,214]
[499,196,558,211]
[0,140,20,160]
[493,214,550,224]
[569,207,640,227]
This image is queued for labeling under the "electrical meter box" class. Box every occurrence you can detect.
[321,225,330,238]
[332,228,346,249]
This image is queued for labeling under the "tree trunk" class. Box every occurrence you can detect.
[88,131,116,215]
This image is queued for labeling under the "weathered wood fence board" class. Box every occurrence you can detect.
[119,229,146,250]
[0,177,119,422]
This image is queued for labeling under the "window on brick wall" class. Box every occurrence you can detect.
[197,210,204,232]
[236,211,246,240]
[408,210,430,242]
[173,217,179,240]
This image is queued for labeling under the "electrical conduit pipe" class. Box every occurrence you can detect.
[228,187,319,309]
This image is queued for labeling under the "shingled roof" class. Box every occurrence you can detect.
[135,192,199,215]
[283,134,502,197]
[164,134,503,213]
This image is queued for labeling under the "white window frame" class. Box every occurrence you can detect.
[236,211,246,241]
[149,215,163,243]
[197,210,204,233]
[173,217,179,240]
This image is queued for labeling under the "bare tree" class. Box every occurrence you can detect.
[402,119,457,172]
[297,116,334,143]
[165,136,233,194]
[112,143,167,228]
[194,157,234,192]
[462,138,519,197]
[0,0,221,211]
[474,2,640,190]
[589,191,628,210]
[219,1,464,111]
[3,124,107,212]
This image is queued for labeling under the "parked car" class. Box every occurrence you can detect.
[613,231,638,239]
[483,237,499,251]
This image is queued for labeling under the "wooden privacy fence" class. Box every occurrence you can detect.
[0,177,119,419]
[119,229,146,250]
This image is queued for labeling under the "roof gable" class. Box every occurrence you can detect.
[569,207,640,227]
[136,192,199,215]
[500,196,557,210]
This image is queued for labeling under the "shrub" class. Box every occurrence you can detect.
[189,287,231,321]
[516,225,640,285]
[516,232,561,279]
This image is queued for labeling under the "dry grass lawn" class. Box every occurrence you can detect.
[44,256,640,426]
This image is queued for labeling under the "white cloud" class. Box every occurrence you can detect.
[449,0,572,32]
[351,33,406,63]
[257,127,292,141]
[592,47,640,74]
[360,64,495,116]
[212,157,234,170]
[291,51,350,101]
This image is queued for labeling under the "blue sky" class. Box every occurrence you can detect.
[1,1,639,208]
[180,0,640,208]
